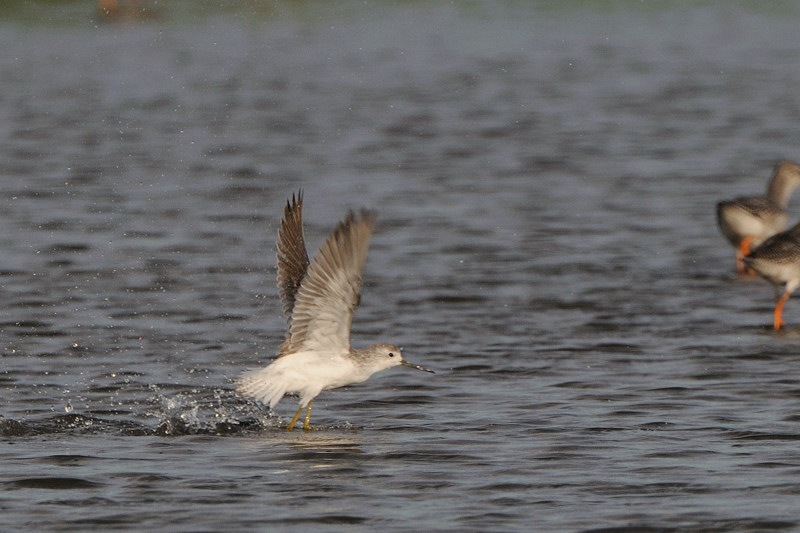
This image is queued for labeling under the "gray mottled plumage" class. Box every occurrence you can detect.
[744,222,800,329]
[745,222,800,279]
[717,161,800,272]
[716,196,785,248]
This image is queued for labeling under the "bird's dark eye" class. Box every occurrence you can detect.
[388,352,395,357]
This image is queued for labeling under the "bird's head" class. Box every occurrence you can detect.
[359,343,434,375]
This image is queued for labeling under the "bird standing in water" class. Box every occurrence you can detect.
[744,222,800,330]
[717,161,800,274]
[237,191,433,430]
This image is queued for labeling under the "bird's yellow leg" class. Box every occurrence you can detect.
[287,405,304,431]
[303,401,313,431]
[774,291,791,330]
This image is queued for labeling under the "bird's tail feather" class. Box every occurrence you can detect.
[236,369,287,409]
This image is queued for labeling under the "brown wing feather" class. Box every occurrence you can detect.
[276,191,310,351]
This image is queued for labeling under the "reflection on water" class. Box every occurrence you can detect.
[2,1,800,531]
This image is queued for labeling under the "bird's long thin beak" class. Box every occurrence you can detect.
[400,360,434,373]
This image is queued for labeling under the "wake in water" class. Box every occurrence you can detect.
[0,387,276,437]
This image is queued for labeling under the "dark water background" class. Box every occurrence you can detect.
[3,1,800,531]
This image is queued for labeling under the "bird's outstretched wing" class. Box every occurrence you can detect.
[279,207,376,357]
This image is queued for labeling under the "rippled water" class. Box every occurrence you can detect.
[3,1,800,531]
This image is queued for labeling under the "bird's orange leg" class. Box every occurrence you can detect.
[287,405,304,431]
[735,252,745,274]
[774,291,791,330]
[740,235,756,256]
[738,235,756,275]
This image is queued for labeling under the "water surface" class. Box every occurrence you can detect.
[2,2,800,531]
